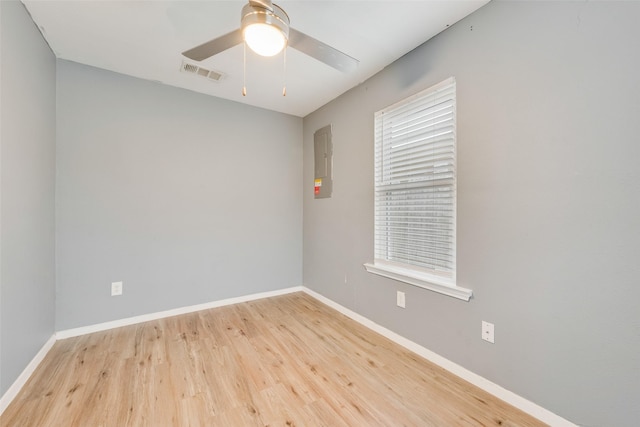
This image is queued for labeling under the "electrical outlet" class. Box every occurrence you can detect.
[396,291,406,308]
[482,321,494,343]
[111,281,123,296]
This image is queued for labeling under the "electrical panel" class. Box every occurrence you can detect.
[314,125,333,199]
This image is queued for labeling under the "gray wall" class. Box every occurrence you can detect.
[303,1,640,426]
[0,1,56,396]
[56,61,302,330]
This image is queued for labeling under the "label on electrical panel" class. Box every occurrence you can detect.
[314,178,322,195]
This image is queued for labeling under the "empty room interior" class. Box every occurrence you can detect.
[1,0,639,426]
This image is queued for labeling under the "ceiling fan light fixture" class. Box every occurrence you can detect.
[244,23,286,57]
[241,3,289,57]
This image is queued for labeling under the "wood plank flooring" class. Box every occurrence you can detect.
[1,292,546,426]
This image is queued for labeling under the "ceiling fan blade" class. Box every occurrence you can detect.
[182,29,243,61]
[288,28,359,73]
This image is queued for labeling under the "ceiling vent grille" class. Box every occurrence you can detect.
[180,60,224,82]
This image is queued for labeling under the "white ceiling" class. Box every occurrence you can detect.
[22,0,488,117]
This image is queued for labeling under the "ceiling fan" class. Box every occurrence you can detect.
[181,0,359,74]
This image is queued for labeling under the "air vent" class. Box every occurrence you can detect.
[180,60,224,82]
[207,70,223,81]
[182,62,199,74]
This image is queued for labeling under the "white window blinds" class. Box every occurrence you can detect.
[374,78,456,279]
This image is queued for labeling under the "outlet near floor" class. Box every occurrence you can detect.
[396,291,406,308]
[482,321,494,343]
[111,281,123,296]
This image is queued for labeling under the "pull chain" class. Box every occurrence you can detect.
[242,42,247,96]
[282,46,287,97]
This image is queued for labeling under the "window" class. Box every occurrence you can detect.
[364,77,472,301]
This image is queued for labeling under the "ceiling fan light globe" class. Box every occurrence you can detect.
[244,23,286,57]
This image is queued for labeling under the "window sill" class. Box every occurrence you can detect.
[363,263,472,301]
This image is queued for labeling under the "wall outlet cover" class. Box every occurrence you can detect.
[396,291,406,308]
[111,281,123,296]
[482,321,494,343]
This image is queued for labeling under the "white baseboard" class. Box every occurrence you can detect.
[56,286,304,340]
[0,334,56,415]
[301,286,577,427]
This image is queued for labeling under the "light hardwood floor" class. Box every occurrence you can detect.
[1,292,546,426]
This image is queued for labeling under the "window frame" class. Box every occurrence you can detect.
[364,77,472,301]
